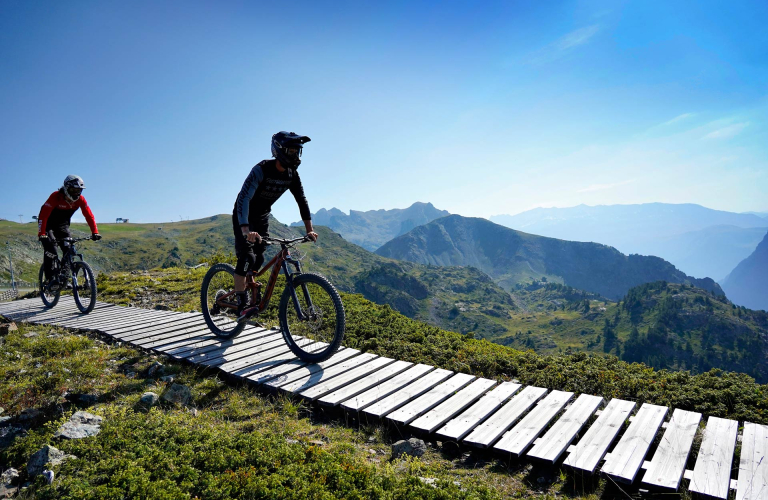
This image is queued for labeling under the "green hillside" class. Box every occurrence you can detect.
[92,267,768,425]
[5,216,768,381]
[376,215,724,299]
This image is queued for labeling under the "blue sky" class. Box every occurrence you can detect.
[1,0,767,225]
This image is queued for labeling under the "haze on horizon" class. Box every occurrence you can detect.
[2,0,767,225]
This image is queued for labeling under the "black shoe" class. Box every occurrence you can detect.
[237,305,259,323]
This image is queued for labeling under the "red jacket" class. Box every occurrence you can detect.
[37,190,98,236]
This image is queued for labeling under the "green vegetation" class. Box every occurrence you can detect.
[95,267,768,424]
[0,322,529,499]
[5,215,767,383]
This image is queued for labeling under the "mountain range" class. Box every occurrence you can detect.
[490,203,768,281]
[2,212,766,380]
[290,202,449,251]
[376,214,723,300]
[722,231,768,311]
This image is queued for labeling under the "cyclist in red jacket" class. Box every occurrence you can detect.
[38,175,101,287]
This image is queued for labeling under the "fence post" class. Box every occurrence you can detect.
[6,242,15,292]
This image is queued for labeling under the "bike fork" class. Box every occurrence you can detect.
[284,260,315,321]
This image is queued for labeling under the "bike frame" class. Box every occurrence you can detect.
[50,238,87,285]
[215,239,314,320]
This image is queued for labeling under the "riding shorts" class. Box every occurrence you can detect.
[232,212,269,276]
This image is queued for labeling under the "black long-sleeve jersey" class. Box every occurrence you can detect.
[233,159,311,226]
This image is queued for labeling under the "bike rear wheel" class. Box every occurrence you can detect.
[72,261,97,314]
[38,264,60,309]
[279,272,345,363]
[200,263,246,339]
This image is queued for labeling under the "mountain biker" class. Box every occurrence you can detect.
[37,175,101,289]
[232,131,318,320]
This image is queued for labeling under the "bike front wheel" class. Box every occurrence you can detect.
[279,272,345,363]
[38,264,60,309]
[72,261,97,314]
[200,263,246,339]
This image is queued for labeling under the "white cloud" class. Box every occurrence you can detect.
[660,113,695,127]
[525,25,600,64]
[577,179,636,193]
[703,122,749,140]
[556,25,600,50]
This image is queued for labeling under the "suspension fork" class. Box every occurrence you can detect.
[284,257,314,320]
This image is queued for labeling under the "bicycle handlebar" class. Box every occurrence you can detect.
[56,237,92,243]
[246,235,311,247]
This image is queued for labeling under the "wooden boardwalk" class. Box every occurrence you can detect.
[1,296,767,500]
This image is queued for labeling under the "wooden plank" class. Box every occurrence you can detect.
[217,342,295,373]
[298,357,396,401]
[528,393,604,463]
[97,312,191,333]
[463,386,548,448]
[199,335,290,368]
[410,378,497,434]
[642,408,702,490]
[318,360,413,407]
[341,364,435,412]
[118,321,213,345]
[183,334,283,365]
[436,382,521,441]
[132,326,219,350]
[689,416,739,499]
[736,422,768,500]
[601,403,668,483]
[113,316,207,340]
[493,390,574,457]
[62,308,165,328]
[229,345,313,379]
[156,326,272,354]
[362,369,454,418]
[386,373,476,426]
[249,348,359,385]
[563,398,635,473]
[271,353,378,393]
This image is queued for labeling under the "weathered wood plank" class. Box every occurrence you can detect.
[362,368,454,419]
[736,422,768,500]
[271,353,378,393]
[183,334,283,365]
[410,378,498,434]
[463,386,548,448]
[298,357,396,401]
[689,416,738,499]
[318,360,413,407]
[563,398,635,473]
[528,393,604,463]
[386,373,476,426]
[436,382,521,441]
[114,316,209,340]
[341,364,435,412]
[217,343,294,372]
[96,313,189,332]
[642,408,702,490]
[249,348,359,386]
[494,390,574,457]
[601,403,668,483]
[160,327,273,356]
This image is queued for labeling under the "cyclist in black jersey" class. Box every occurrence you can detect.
[232,131,317,318]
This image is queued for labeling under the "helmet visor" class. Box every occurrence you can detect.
[284,146,302,157]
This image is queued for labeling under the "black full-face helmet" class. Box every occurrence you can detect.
[271,131,311,169]
[62,175,86,202]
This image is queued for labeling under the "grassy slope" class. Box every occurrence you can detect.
[5,217,767,382]
[0,323,526,499]
[94,268,768,425]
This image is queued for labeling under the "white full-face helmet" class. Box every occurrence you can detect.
[62,175,86,202]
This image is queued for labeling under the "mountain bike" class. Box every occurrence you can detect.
[200,235,345,363]
[38,237,98,313]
